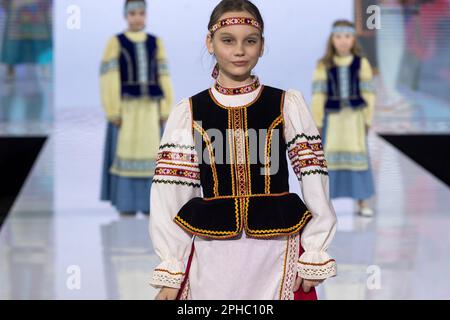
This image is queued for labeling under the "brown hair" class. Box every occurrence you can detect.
[208,0,265,37]
[319,20,364,68]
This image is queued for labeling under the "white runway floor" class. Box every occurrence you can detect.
[1,72,449,300]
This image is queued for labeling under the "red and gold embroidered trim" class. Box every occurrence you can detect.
[157,151,198,163]
[203,191,290,201]
[227,105,252,234]
[214,77,261,95]
[232,108,248,197]
[244,108,252,195]
[209,17,262,34]
[288,142,324,154]
[155,167,200,181]
[293,158,327,169]
[288,138,328,178]
[227,110,236,197]
[208,86,265,110]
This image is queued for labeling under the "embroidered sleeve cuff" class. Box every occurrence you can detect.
[297,251,337,280]
[150,260,186,289]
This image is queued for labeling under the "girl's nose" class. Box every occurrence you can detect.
[235,43,245,56]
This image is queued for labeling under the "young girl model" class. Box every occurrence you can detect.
[312,20,376,217]
[100,0,174,215]
[149,0,337,300]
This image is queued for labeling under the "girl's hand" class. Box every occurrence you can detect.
[293,276,324,293]
[155,287,179,300]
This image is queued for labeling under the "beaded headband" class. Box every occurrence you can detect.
[209,17,262,35]
[332,26,356,34]
[124,1,146,16]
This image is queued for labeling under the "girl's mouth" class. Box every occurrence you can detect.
[232,61,249,67]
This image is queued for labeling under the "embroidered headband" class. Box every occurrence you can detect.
[124,1,146,16]
[332,26,356,34]
[209,17,262,35]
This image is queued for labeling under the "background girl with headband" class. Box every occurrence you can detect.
[311,20,376,217]
[100,0,174,216]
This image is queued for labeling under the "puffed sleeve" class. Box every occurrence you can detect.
[149,99,202,289]
[359,57,376,127]
[156,38,175,121]
[284,89,337,280]
[311,62,328,129]
[99,36,121,122]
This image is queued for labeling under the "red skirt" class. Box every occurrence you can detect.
[294,243,318,300]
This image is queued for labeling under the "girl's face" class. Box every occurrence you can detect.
[126,9,146,31]
[206,11,264,81]
[331,32,355,56]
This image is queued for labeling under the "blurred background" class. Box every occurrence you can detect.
[0,0,449,300]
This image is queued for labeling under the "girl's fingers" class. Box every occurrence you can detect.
[302,279,324,293]
[156,293,166,300]
[302,281,311,293]
[293,277,302,292]
[294,277,326,293]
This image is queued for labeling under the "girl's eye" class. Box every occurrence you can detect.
[222,39,233,44]
[247,39,257,44]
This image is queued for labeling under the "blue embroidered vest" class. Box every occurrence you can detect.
[117,33,163,99]
[325,56,366,111]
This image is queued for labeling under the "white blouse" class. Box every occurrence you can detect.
[149,82,337,290]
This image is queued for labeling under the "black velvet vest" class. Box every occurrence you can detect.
[174,86,312,239]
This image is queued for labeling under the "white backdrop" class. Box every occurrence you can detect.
[54,0,352,109]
